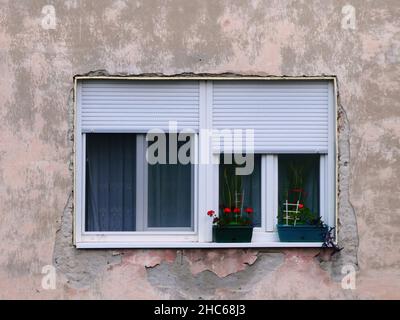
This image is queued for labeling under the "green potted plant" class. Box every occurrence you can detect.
[207,207,254,243]
[207,166,254,243]
[277,198,328,242]
[277,160,328,242]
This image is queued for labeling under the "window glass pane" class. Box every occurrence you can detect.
[219,154,261,227]
[278,154,320,225]
[147,135,193,229]
[85,133,136,231]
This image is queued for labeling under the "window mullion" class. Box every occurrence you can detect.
[261,156,267,231]
[198,80,215,242]
[265,155,278,232]
[135,134,148,231]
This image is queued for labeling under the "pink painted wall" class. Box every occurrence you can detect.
[0,0,399,299]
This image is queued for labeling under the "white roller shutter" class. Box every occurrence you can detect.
[212,80,330,153]
[79,80,200,132]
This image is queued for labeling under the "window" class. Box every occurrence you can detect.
[278,154,320,225]
[74,78,336,248]
[85,133,194,232]
[219,154,262,227]
[146,135,194,230]
[85,133,137,232]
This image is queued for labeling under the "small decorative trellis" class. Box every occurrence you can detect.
[283,200,301,226]
[282,187,305,226]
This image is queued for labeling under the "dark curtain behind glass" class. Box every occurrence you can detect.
[147,137,193,228]
[278,154,320,216]
[85,133,136,231]
[219,154,262,227]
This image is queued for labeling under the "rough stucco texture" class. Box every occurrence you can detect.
[0,0,399,299]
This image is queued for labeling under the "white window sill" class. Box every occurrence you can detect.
[75,231,329,248]
[75,242,324,249]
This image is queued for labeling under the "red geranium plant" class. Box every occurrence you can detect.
[207,206,254,227]
[208,162,255,227]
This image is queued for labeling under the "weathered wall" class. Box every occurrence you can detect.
[0,0,399,299]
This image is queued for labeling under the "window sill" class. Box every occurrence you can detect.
[75,241,324,249]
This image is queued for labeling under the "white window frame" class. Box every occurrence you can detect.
[74,77,337,248]
[76,131,199,245]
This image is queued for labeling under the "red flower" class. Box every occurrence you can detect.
[290,188,304,193]
[245,207,254,213]
[298,204,304,209]
[233,208,241,213]
[207,210,215,216]
[223,207,231,213]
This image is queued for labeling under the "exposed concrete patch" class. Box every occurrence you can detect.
[318,89,359,281]
[183,249,258,278]
[121,249,177,268]
[146,251,284,299]
[53,191,123,290]
[75,69,338,78]
[250,249,354,299]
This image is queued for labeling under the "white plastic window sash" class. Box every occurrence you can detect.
[138,133,197,232]
[81,133,197,235]
[74,78,336,248]
[214,154,279,241]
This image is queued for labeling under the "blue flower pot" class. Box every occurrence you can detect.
[277,224,328,242]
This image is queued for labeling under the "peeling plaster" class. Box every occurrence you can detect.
[146,251,285,299]
[318,96,359,281]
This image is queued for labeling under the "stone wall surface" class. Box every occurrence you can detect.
[0,0,399,299]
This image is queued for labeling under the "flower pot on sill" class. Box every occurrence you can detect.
[277,224,328,242]
[212,225,253,243]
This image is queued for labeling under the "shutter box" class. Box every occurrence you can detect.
[212,80,330,154]
[79,80,200,133]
